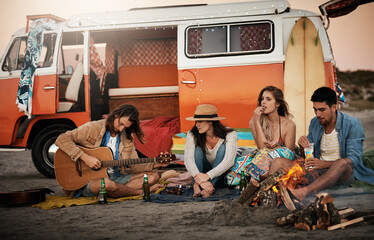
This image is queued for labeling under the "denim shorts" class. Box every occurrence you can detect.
[80,173,133,197]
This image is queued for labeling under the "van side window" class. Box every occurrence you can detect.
[1,33,57,72]
[38,33,57,68]
[1,37,27,71]
[186,21,273,57]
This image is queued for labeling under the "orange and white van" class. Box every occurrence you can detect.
[0,0,357,177]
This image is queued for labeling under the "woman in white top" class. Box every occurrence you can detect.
[184,104,237,198]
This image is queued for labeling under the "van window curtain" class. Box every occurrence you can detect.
[187,28,202,55]
[105,41,115,74]
[89,37,106,94]
[118,39,177,66]
[240,24,271,51]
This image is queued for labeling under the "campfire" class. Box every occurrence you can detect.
[237,163,306,211]
[237,163,372,231]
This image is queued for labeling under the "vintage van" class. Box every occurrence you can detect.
[0,0,355,177]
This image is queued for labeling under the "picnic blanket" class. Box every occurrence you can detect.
[32,186,166,209]
[151,187,240,203]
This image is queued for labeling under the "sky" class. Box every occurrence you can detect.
[0,0,373,71]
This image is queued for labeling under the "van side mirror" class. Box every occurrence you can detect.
[3,56,13,74]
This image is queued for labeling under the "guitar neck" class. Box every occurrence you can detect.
[101,157,158,168]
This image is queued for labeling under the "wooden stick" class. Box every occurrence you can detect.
[338,208,355,219]
[278,181,296,211]
[237,182,260,204]
[327,217,364,231]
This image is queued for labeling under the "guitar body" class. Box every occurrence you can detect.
[54,147,113,191]
[55,146,175,191]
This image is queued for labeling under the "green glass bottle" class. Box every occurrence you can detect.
[239,170,247,193]
[142,173,151,201]
[98,178,108,204]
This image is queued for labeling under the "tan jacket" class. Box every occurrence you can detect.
[55,119,154,173]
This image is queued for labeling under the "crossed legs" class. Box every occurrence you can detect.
[89,172,163,198]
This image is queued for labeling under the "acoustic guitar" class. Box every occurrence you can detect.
[54,146,175,191]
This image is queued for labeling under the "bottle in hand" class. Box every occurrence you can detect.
[98,178,108,204]
[143,173,151,201]
[239,170,247,193]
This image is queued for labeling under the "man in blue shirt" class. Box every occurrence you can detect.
[270,87,374,201]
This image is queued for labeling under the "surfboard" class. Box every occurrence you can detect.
[284,17,326,140]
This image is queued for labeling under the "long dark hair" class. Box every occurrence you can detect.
[106,104,144,143]
[257,86,291,141]
[190,121,234,153]
[257,86,290,117]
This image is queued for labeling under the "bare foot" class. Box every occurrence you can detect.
[289,187,307,201]
[193,183,202,197]
[150,183,163,193]
[201,189,213,198]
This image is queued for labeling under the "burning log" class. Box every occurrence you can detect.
[278,182,296,211]
[259,189,278,208]
[237,169,285,205]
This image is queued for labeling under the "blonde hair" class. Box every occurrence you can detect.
[260,115,273,141]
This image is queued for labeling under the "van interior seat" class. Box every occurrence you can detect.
[57,61,83,112]
[117,64,178,88]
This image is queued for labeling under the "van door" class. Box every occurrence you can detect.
[0,32,58,145]
[31,32,59,115]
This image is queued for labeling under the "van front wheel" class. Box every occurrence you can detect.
[31,125,72,178]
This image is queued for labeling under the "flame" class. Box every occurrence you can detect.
[272,186,279,194]
[279,163,306,190]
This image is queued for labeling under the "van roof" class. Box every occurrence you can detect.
[67,0,291,28]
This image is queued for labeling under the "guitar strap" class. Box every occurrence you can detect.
[101,130,121,176]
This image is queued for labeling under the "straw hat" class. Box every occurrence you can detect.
[186,104,225,121]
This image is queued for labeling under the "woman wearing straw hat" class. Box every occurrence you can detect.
[185,104,237,198]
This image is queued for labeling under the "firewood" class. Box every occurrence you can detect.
[296,204,316,230]
[327,203,341,225]
[278,181,296,211]
[237,182,260,204]
[259,189,278,207]
[314,193,333,229]
[277,210,302,226]
[338,208,355,219]
[237,169,285,205]
[327,217,364,231]
[295,222,311,231]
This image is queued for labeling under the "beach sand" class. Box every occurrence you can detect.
[0,110,373,239]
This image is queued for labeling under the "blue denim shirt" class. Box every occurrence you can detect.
[307,111,374,185]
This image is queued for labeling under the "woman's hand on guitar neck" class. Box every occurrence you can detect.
[80,153,102,169]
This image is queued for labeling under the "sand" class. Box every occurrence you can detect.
[0,110,373,239]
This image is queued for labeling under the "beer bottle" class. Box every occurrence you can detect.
[143,173,151,201]
[239,170,247,193]
[98,178,108,204]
